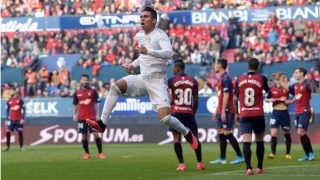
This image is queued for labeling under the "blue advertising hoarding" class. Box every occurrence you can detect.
[1,5,319,32]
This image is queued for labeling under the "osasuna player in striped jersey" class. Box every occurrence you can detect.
[265,72,292,159]
[3,90,26,151]
[287,68,317,161]
[210,59,243,165]
[234,58,270,175]
[86,7,199,152]
[168,60,204,171]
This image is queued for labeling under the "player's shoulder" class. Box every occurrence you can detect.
[135,30,145,38]
[154,28,169,37]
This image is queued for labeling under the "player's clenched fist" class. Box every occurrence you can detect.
[138,45,148,54]
[125,64,135,73]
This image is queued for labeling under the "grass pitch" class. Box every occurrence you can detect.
[2,144,320,180]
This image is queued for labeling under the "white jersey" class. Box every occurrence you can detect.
[133,28,173,76]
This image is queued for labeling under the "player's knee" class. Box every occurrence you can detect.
[110,84,122,95]
[160,115,171,124]
[82,133,88,139]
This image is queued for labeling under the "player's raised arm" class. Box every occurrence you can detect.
[305,74,317,93]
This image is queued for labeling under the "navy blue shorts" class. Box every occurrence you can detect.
[240,116,265,134]
[78,120,96,133]
[270,110,291,131]
[7,120,24,132]
[169,113,198,133]
[216,113,235,130]
[295,112,311,130]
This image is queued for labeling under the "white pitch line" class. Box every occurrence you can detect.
[210,164,320,175]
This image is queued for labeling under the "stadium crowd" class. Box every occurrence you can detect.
[1,1,320,98]
[1,0,319,18]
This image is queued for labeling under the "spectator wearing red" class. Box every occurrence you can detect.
[105,49,116,65]
[278,29,290,47]
[25,68,37,97]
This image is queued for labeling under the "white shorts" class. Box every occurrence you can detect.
[122,74,171,110]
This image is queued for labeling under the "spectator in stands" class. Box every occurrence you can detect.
[91,77,99,90]
[69,80,78,95]
[58,66,69,90]
[25,68,37,97]
[60,87,71,97]
[191,49,202,64]
[46,82,58,96]
[198,82,213,97]
[37,65,50,93]
[51,69,60,87]
[2,82,12,99]
[267,28,279,46]
[294,18,305,42]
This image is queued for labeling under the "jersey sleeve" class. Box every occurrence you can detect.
[73,92,78,105]
[93,90,100,103]
[288,85,295,95]
[222,77,232,93]
[305,81,312,92]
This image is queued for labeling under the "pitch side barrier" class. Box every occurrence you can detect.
[1,96,319,145]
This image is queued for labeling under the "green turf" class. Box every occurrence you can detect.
[2,144,320,180]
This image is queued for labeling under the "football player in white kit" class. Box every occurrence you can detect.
[86,6,199,150]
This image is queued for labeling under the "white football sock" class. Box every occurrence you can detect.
[160,115,189,136]
[100,84,121,125]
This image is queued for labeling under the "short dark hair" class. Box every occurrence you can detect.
[295,67,307,76]
[248,58,259,71]
[142,6,157,20]
[217,59,228,70]
[174,60,185,71]
[81,74,90,79]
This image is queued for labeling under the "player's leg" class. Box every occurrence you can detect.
[224,113,243,164]
[157,107,198,150]
[296,112,315,161]
[92,130,105,159]
[284,130,292,159]
[17,121,24,151]
[240,117,253,174]
[3,120,13,151]
[78,121,90,159]
[210,127,227,164]
[269,111,279,158]
[269,128,278,158]
[100,79,126,124]
[172,131,185,171]
[192,130,204,170]
[87,75,146,132]
[281,111,292,159]
[253,116,266,174]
